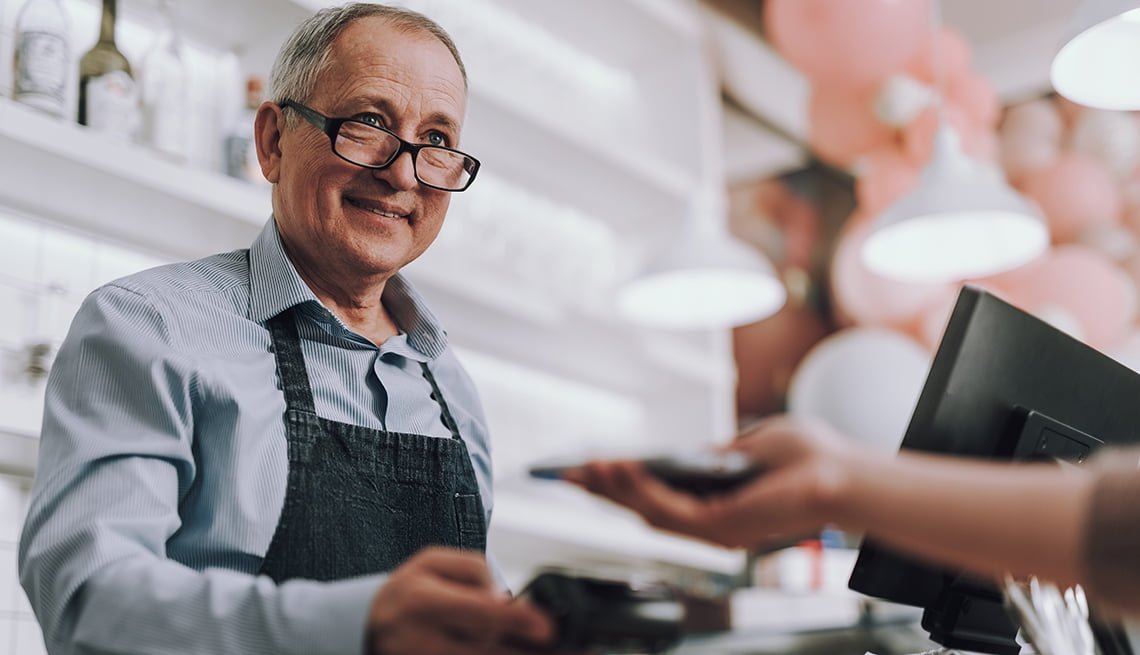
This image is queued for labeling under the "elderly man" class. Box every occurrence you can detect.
[20,5,554,655]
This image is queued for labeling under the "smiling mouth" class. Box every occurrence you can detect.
[346,197,410,221]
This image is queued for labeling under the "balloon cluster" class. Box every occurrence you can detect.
[747,0,1140,449]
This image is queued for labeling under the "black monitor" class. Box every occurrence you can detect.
[847,286,1140,655]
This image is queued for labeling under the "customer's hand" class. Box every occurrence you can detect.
[367,548,556,655]
[564,415,865,550]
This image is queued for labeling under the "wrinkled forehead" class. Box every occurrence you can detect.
[319,18,467,117]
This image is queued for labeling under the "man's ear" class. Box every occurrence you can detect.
[254,102,284,184]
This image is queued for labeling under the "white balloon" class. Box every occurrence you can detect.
[1069,109,1140,179]
[787,328,931,453]
[873,74,934,128]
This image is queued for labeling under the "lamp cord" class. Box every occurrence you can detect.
[931,0,948,131]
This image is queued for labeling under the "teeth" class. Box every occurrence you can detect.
[350,199,404,219]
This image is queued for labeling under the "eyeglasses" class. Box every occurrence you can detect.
[279,100,480,192]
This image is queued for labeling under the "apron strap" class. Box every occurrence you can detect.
[420,362,462,441]
[267,307,319,415]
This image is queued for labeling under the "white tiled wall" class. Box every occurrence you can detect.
[0,210,169,655]
[0,475,42,655]
[0,209,170,437]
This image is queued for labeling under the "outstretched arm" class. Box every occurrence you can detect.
[567,416,1098,591]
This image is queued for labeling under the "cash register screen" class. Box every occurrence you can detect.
[847,286,1140,654]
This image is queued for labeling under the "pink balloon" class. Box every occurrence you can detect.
[1019,153,1122,243]
[1053,95,1086,130]
[983,245,1137,349]
[1106,328,1140,374]
[948,72,1001,130]
[1123,203,1140,237]
[914,282,1010,351]
[766,0,931,87]
[830,219,951,332]
[999,100,1064,182]
[1000,130,1061,182]
[970,130,1001,164]
[905,28,972,84]
[808,85,896,167]
[1122,175,1140,234]
[855,146,921,217]
[902,105,994,165]
[1001,99,1065,143]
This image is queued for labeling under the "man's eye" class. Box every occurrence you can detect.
[427,132,448,147]
[354,114,383,127]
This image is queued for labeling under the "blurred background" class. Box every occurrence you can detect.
[1,0,1139,653]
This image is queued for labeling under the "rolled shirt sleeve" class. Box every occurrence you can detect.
[19,284,380,655]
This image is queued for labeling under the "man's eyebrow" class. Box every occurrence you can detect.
[423,111,461,136]
[347,97,461,137]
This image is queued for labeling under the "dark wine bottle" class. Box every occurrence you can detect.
[78,0,139,138]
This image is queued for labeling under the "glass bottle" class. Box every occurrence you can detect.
[78,0,139,139]
[12,0,70,117]
[139,0,189,160]
[223,76,266,184]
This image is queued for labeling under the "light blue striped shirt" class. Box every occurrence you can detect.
[19,219,495,655]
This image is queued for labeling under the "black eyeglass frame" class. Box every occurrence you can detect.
[279,100,480,192]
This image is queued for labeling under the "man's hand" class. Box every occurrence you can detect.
[367,548,556,655]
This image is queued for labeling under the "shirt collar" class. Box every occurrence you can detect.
[249,218,449,360]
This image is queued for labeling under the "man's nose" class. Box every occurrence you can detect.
[373,150,418,191]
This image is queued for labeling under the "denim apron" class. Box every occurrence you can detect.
[258,306,487,582]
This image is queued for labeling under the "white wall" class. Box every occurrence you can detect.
[0,477,43,655]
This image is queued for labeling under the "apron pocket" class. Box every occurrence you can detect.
[453,492,487,552]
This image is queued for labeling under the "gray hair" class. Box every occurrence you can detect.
[268,3,466,118]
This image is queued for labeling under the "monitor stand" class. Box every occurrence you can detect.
[916,407,1105,655]
[920,575,1019,655]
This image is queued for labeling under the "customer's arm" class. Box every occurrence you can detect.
[1079,448,1140,615]
[569,416,1104,590]
[19,284,385,655]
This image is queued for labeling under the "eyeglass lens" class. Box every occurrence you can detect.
[334,122,472,190]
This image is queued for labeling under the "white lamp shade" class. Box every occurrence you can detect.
[863,127,1049,283]
[1052,0,1140,111]
[618,235,786,330]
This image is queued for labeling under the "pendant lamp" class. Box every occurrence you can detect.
[1051,0,1140,111]
[617,47,786,331]
[617,226,787,330]
[862,126,1049,283]
[861,0,1049,284]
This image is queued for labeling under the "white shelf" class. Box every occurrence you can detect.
[0,377,41,477]
[0,432,37,478]
[102,0,312,57]
[463,81,691,233]
[0,100,268,260]
[404,259,731,394]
